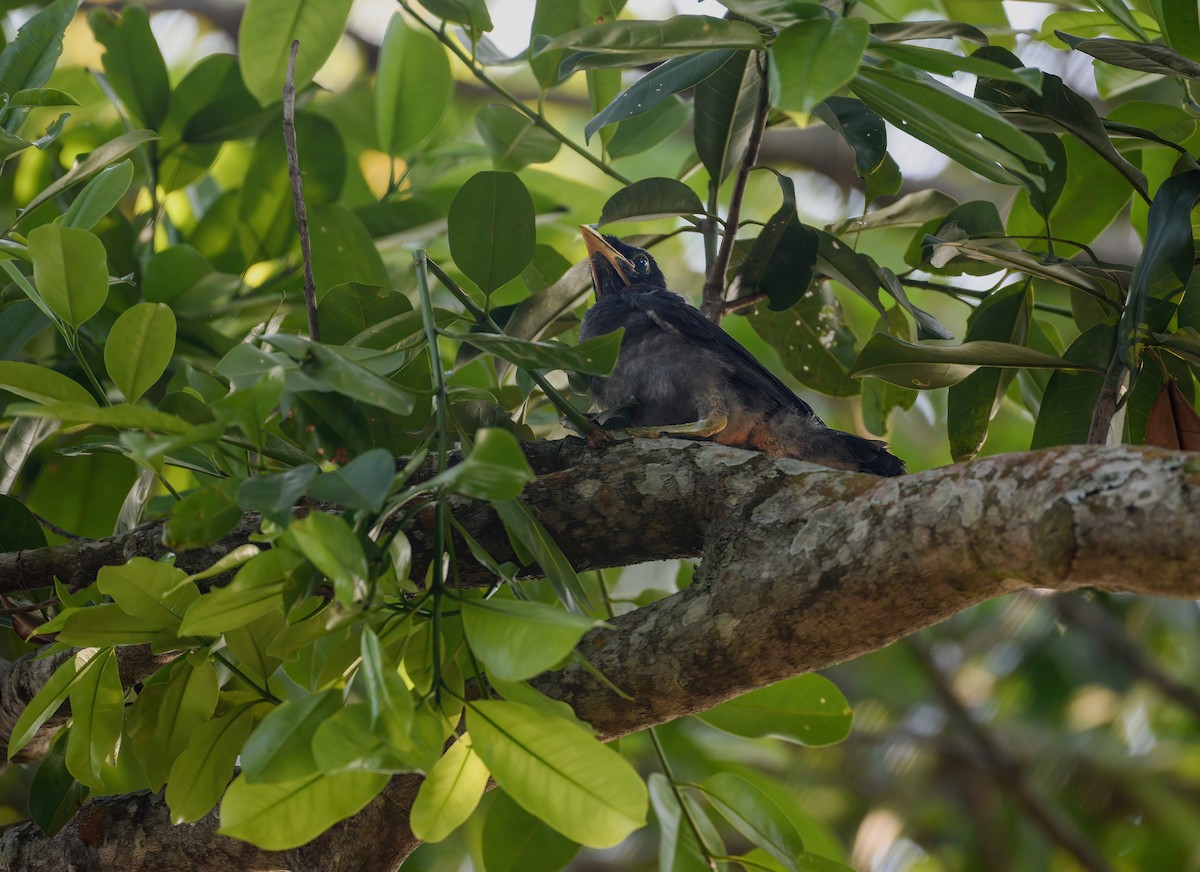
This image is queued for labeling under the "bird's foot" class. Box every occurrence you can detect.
[624,410,729,440]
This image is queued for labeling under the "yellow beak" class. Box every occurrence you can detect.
[580,224,633,288]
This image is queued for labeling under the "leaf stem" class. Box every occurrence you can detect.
[648,727,720,871]
[701,51,770,324]
[213,650,281,704]
[396,1,632,188]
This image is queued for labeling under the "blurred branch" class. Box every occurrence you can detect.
[1052,593,1200,720]
[282,39,320,341]
[906,639,1116,872]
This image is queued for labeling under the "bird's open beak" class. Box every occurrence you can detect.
[581,224,633,289]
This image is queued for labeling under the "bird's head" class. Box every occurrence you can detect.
[581,225,666,298]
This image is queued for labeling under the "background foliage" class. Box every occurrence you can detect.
[2,0,1200,870]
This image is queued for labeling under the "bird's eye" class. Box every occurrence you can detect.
[633,255,650,273]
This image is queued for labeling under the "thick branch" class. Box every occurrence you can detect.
[3,442,1200,869]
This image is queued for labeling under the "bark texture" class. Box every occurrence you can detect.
[1,439,1198,870]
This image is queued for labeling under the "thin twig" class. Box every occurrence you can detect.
[0,598,55,615]
[720,291,767,314]
[906,639,1117,872]
[33,514,82,541]
[1053,593,1200,720]
[700,52,771,325]
[282,40,320,342]
[898,276,1074,318]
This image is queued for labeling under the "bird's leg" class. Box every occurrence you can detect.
[624,409,729,439]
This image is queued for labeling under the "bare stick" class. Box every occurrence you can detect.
[283,39,320,342]
[700,53,771,325]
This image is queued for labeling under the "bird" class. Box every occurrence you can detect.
[578,225,905,477]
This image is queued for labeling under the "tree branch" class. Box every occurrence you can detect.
[282,40,320,342]
[3,441,1200,868]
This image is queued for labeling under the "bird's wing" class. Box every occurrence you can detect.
[629,289,821,422]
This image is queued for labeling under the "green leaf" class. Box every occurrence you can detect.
[947,284,1030,461]
[736,173,818,311]
[8,649,104,760]
[649,772,720,872]
[422,0,492,33]
[28,224,109,329]
[96,558,197,631]
[428,427,534,501]
[543,16,762,60]
[64,648,123,790]
[410,733,490,842]
[179,549,303,636]
[771,17,870,115]
[607,95,687,158]
[463,598,597,681]
[237,0,353,106]
[599,177,704,225]
[28,732,89,836]
[0,0,77,134]
[262,335,415,416]
[11,401,192,433]
[236,466,319,530]
[0,361,94,407]
[318,283,411,346]
[482,789,581,872]
[307,448,395,512]
[61,160,134,230]
[225,608,287,685]
[166,53,267,146]
[1030,321,1116,448]
[812,97,886,177]
[358,627,414,731]
[289,512,367,606]
[1159,0,1200,62]
[694,50,761,186]
[870,19,989,44]
[699,674,853,746]
[717,0,825,27]
[461,328,622,376]
[1118,170,1200,367]
[128,654,219,789]
[163,481,242,552]
[166,704,256,823]
[376,15,451,156]
[747,284,858,397]
[467,700,648,848]
[22,129,158,218]
[703,772,807,872]
[88,5,170,129]
[57,603,167,647]
[447,171,536,295]
[871,43,1042,89]
[310,205,389,300]
[218,769,389,850]
[584,50,733,142]
[850,334,1088,390]
[0,494,46,551]
[494,500,591,611]
[476,103,560,170]
[309,702,425,775]
[104,302,176,402]
[240,690,342,784]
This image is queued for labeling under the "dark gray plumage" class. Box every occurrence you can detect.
[579,227,905,477]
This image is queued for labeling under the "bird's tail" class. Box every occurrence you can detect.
[830,430,906,477]
[768,413,906,476]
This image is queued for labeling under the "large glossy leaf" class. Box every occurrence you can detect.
[22,129,158,218]
[1030,321,1116,448]
[309,205,389,300]
[463,598,597,681]
[584,50,732,142]
[811,97,885,177]
[427,428,534,501]
[218,769,389,849]
[128,655,219,789]
[852,64,1046,189]
[946,284,1030,462]
[8,649,106,759]
[238,0,353,106]
[0,0,76,133]
[448,171,536,295]
[1058,31,1200,80]
[737,173,818,311]
[61,160,134,231]
[1159,0,1200,61]
[871,43,1042,89]
[65,648,124,790]
[542,16,762,59]
[649,772,722,872]
[771,17,869,115]
[747,283,858,396]
[409,734,490,842]
[0,361,94,407]
[289,512,367,606]
[699,674,853,746]
[376,15,452,156]
[467,700,648,847]
[28,225,108,329]
[96,558,197,631]
[482,790,582,872]
[1118,170,1200,366]
[607,95,687,158]
[476,104,560,170]
[104,303,176,403]
[166,705,256,823]
[88,6,170,129]
[240,690,342,784]
[703,773,807,872]
[599,177,704,225]
[850,335,1087,389]
[694,50,761,186]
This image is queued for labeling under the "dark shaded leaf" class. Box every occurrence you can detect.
[850,334,1088,389]
[460,329,622,376]
[0,0,75,133]
[747,284,858,397]
[599,177,704,225]
[88,6,170,129]
[812,97,886,177]
[1030,321,1116,449]
[606,95,687,158]
[694,50,761,186]
[870,20,988,44]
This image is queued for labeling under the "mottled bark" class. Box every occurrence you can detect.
[2,440,1199,870]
